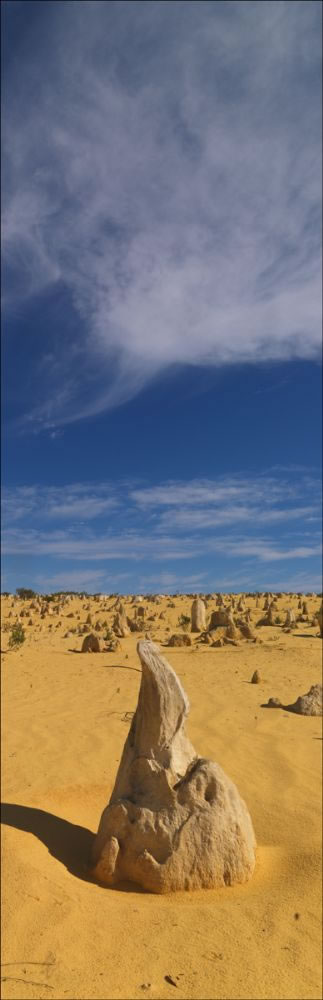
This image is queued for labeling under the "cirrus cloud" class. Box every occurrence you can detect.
[2,0,322,428]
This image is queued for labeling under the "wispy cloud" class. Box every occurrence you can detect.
[2,527,199,562]
[131,477,299,508]
[2,471,321,591]
[2,484,119,522]
[3,0,321,428]
[35,568,130,591]
[158,505,319,531]
[209,538,322,563]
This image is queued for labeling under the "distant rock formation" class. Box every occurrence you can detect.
[167,633,192,647]
[264,684,322,716]
[283,609,295,629]
[113,611,130,638]
[209,609,229,629]
[91,640,256,892]
[81,633,100,652]
[191,597,206,632]
[257,605,274,627]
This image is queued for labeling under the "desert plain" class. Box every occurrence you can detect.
[1,591,322,1000]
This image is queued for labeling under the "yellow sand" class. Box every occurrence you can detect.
[1,593,322,1000]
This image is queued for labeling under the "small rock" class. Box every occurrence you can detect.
[167,634,191,647]
[81,633,100,653]
[251,670,261,684]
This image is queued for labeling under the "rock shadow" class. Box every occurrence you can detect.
[101,663,141,673]
[1,802,95,882]
[0,803,146,892]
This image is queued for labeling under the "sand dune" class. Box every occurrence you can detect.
[1,593,322,1000]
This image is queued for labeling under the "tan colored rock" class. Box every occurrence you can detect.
[225,623,239,640]
[283,609,295,628]
[113,612,130,638]
[315,604,323,637]
[251,670,261,684]
[91,640,256,892]
[257,605,274,627]
[209,610,229,629]
[239,622,256,640]
[81,633,101,653]
[191,597,206,633]
[266,685,322,716]
[127,618,142,633]
[167,633,192,647]
[287,685,322,715]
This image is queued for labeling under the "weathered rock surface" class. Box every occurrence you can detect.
[209,610,229,629]
[257,605,274,627]
[81,633,100,652]
[265,684,322,716]
[91,640,256,892]
[315,605,323,636]
[239,621,256,640]
[113,612,130,638]
[167,633,192,647]
[283,609,295,628]
[191,597,206,633]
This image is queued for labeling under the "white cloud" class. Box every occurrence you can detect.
[131,477,298,508]
[2,0,321,427]
[2,527,200,561]
[210,538,322,562]
[2,484,119,522]
[35,568,130,591]
[158,505,319,531]
[2,473,321,594]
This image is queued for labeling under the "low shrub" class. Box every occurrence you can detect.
[9,623,26,648]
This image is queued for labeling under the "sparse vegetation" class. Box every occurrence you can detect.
[178,614,190,630]
[16,588,36,599]
[9,622,26,648]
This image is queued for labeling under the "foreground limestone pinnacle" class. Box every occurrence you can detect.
[90,640,256,892]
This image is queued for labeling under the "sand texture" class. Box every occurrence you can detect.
[1,592,322,1000]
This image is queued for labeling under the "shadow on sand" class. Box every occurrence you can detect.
[66,652,141,672]
[1,802,95,882]
[1,803,146,893]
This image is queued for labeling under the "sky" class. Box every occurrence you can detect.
[1,0,322,595]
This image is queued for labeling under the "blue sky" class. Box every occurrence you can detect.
[2,0,322,594]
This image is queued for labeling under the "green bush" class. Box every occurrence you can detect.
[178,614,190,628]
[9,623,26,648]
[16,588,36,600]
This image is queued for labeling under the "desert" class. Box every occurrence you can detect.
[3,1,322,998]
[1,590,322,1000]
